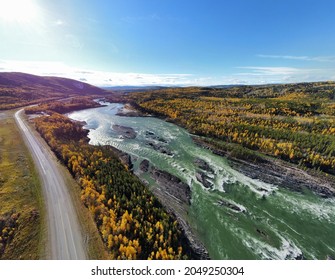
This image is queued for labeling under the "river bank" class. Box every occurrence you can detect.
[110,132,210,259]
[142,161,209,259]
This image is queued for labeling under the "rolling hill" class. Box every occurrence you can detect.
[0,72,107,110]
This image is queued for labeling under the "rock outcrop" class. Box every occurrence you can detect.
[194,158,214,189]
[194,158,214,173]
[195,172,213,189]
[229,158,335,198]
[145,131,168,143]
[193,137,335,198]
[146,141,173,156]
[148,165,209,259]
[139,159,150,172]
[218,199,246,213]
[112,124,137,139]
[109,147,133,170]
[150,167,191,204]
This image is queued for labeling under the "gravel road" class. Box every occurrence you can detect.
[15,109,86,259]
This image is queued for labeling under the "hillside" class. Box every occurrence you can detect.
[0,72,107,110]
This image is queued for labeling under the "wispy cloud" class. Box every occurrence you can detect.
[233,66,333,84]
[0,60,197,86]
[257,54,335,62]
[54,19,65,26]
[1,60,334,86]
[122,14,161,24]
[236,66,315,76]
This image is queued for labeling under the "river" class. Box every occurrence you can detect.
[68,102,335,260]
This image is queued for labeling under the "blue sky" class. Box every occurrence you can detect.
[1,0,335,86]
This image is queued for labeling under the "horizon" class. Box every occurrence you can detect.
[1,0,335,86]
[3,71,334,89]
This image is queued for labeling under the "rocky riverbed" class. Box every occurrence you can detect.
[139,159,209,259]
[193,137,335,199]
[116,103,148,117]
[112,124,137,139]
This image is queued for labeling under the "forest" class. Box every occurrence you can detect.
[117,81,335,175]
[29,102,192,260]
[24,97,102,114]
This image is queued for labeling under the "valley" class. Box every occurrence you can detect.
[1,72,335,260]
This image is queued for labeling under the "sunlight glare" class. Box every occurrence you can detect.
[0,0,38,23]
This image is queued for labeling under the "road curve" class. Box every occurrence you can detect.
[15,109,86,259]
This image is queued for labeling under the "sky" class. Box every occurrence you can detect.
[1,0,335,86]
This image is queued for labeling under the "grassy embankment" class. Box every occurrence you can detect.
[0,111,44,259]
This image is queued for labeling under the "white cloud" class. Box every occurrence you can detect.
[0,60,197,86]
[54,19,65,26]
[233,66,333,84]
[0,60,73,74]
[122,14,161,24]
[236,66,314,76]
[0,60,334,86]
[257,54,335,62]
